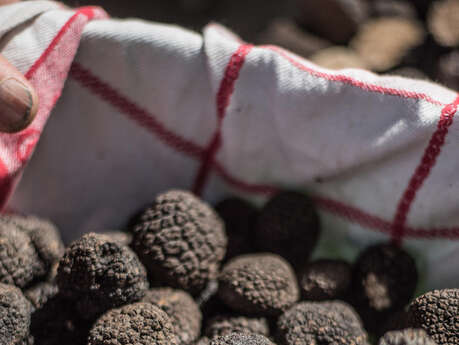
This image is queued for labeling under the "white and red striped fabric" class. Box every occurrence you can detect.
[1,1,459,289]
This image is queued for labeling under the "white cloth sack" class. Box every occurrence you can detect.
[1,1,458,290]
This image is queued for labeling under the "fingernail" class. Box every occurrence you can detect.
[0,78,34,133]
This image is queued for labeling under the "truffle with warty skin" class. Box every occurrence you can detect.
[210,333,276,345]
[142,287,202,344]
[255,191,320,268]
[132,190,227,295]
[379,329,437,345]
[352,243,418,332]
[409,289,459,345]
[56,233,148,319]
[299,259,352,301]
[218,253,299,316]
[276,301,368,345]
[24,282,58,311]
[0,283,32,345]
[88,302,178,345]
[205,315,270,338]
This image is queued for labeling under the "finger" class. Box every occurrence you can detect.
[0,54,38,132]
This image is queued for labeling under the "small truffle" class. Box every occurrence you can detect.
[255,191,320,268]
[427,0,459,47]
[210,333,275,345]
[30,295,91,345]
[351,18,425,71]
[0,284,32,345]
[215,197,258,261]
[409,289,459,345]
[57,233,148,319]
[0,222,43,288]
[218,253,299,316]
[310,46,368,70]
[352,244,418,333]
[88,302,178,345]
[132,190,227,294]
[277,301,368,345]
[24,282,58,311]
[296,0,369,43]
[379,329,437,345]
[205,315,269,338]
[142,288,202,344]
[299,259,352,301]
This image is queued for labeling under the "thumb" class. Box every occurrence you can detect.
[0,54,38,133]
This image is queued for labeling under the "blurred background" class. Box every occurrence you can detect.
[61,0,458,90]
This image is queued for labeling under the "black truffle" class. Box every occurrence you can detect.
[205,315,269,338]
[0,283,32,345]
[0,222,43,288]
[218,253,299,316]
[215,197,258,261]
[88,302,178,345]
[30,295,91,345]
[56,233,148,319]
[24,282,58,311]
[299,259,352,301]
[255,191,320,268]
[352,243,418,332]
[210,333,275,345]
[132,190,227,294]
[142,287,202,344]
[409,289,459,345]
[277,301,368,345]
[379,329,437,345]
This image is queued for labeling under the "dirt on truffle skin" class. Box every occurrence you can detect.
[276,301,368,345]
[352,243,418,332]
[299,259,352,301]
[255,191,320,269]
[132,190,227,295]
[56,233,148,319]
[210,333,276,345]
[0,223,44,288]
[218,253,299,316]
[142,287,202,345]
[379,329,437,345]
[409,289,459,345]
[0,283,32,345]
[88,302,178,345]
[205,315,270,338]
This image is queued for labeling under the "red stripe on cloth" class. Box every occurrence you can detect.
[262,45,446,107]
[391,95,459,244]
[192,44,253,195]
[25,7,97,79]
[69,62,205,159]
[70,64,459,239]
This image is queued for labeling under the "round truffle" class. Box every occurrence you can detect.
[142,288,202,344]
[56,233,148,319]
[88,302,178,345]
[379,329,436,345]
[210,333,275,345]
[205,315,269,338]
[277,301,368,345]
[0,284,32,345]
[352,243,418,332]
[215,197,258,261]
[427,0,459,47]
[218,253,299,316]
[0,222,43,288]
[351,17,424,71]
[300,259,352,301]
[255,191,320,268]
[132,190,227,294]
[409,289,459,345]
[24,282,58,311]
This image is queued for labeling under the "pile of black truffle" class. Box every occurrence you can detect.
[0,189,456,345]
